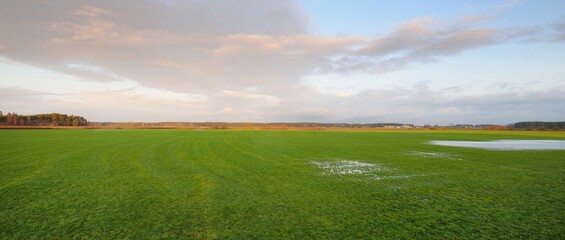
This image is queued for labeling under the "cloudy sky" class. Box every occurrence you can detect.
[1,0,564,124]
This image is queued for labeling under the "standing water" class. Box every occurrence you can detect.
[429,140,565,150]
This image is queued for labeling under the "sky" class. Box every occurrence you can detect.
[0,0,564,125]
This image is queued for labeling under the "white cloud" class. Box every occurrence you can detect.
[0,1,563,123]
[71,5,111,18]
[552,15,565,42]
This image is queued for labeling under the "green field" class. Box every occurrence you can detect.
[1,129,564,239]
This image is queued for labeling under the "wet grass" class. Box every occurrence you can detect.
[1,129,564,239]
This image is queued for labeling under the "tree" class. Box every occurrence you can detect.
[0,112,88,127]
[72,117,79,127]
[6,113,18,125]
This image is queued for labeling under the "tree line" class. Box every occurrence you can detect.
[0,111,88,126]
[511,122,565,130]
[88,122,416,129]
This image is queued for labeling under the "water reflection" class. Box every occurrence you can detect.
[429,140,565,150]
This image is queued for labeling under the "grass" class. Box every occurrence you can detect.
[0,129,564,239]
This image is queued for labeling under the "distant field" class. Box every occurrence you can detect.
[1,129,564,239]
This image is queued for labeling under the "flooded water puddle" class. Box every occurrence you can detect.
[310,160,426,181]
[310,160,394,176]
[430,140,565,150]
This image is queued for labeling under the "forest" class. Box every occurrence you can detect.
[511,122,565,130]
[0,111,88,126]
[2,110,563,130]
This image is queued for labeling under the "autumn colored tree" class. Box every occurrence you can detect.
[0,111,88,126]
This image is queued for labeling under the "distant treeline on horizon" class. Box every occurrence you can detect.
[0,111,88,126]
[511,121,565,130]
[89,121,565,130]
[1,111,563,130]
[89,121,416,129]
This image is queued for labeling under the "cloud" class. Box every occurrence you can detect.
[71,5,111,18]
[270,84,565,124]
[2,81,564,124]
[50,17,184,45]
[0,87,56,98]
[552,15,565,42]
[0,1,562,123]
[0,0,308,86]
[208,83,565,124]
[321,17,540,74]
[0,1,540,90]
[0,87,67,115]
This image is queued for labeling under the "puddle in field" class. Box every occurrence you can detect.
[310,160,430,181]
[406,151,462,160]
[310,160,394,176]
[430,140,565,150]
